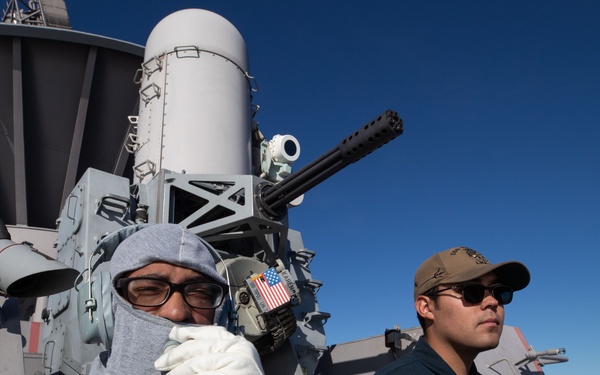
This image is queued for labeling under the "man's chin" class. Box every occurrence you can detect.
[478,337,501,352]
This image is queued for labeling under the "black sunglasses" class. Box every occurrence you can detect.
[426,283,514,305]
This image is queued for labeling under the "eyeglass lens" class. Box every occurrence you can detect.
[124,278,224,308]
[461,284,513,305]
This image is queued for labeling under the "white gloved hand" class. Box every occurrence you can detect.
[154,325,264,375]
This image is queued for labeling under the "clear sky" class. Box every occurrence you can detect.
[66,1,598,374]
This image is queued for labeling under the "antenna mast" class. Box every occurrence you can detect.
[2,0,70,29]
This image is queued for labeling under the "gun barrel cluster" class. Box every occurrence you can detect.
[260,110,403,216]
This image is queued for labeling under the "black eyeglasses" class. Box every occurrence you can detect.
[116,277,227,309]
[426,283,514,305]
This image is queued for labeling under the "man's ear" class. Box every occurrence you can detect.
[415,295,435,322]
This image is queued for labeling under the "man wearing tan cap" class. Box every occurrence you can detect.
[375,246,530,375]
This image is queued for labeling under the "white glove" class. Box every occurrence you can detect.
[154,325,265,375]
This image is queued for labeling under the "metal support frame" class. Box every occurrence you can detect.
[2,0,70,28]
[61,46,97,206]
[3,0,44,26]
[12,36,26,225]
[143,172,289,263]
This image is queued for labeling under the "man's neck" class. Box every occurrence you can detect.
[423,335,477,375]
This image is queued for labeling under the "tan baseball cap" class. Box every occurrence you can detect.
[414,246,530,300]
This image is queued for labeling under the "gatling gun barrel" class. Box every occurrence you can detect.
[258,110,403,217]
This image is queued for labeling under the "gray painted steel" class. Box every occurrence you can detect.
[0,24,143,228]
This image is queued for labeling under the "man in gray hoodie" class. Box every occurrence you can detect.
[89,223,264,375]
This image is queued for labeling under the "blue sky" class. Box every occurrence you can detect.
[67,1,599,374]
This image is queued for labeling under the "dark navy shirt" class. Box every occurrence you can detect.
[374,337,481,375]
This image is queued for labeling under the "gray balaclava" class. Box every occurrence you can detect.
[109,223,227,285]
[89,223,228,375]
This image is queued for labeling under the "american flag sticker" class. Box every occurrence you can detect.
[250,268,291,311]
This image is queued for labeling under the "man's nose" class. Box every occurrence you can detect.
[157,290,193,322]
[481,290,500,309]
